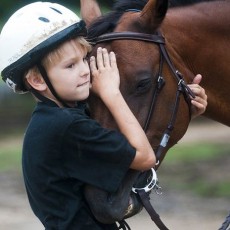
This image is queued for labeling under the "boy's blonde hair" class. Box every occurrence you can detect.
[24,37,92,90]
[42,37,92,69]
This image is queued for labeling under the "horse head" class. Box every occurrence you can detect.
[85,0,193,166]
[81,0,230,225]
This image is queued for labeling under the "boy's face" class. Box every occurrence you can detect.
[45,40,90,106]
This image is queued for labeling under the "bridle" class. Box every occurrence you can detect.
[90,31,195,164]
[90,31,196,230]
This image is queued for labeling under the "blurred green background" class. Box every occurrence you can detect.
[0,0,229,199]
[0,0,112,131]
[0,0,113,26]
[0,1,229,229]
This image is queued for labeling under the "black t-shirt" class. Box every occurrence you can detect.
[22,100,136,230]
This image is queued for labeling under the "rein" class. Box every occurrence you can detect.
[90,31,195,230]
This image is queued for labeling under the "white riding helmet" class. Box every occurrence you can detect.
[0,1,87,93]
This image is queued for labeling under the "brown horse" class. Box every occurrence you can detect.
[83,0,230,164]
[81,0,230,227]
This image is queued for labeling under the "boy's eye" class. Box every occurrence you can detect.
[67,63,75,68]
[84,54,90,62]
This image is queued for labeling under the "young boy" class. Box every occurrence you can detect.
[0,2,207,230]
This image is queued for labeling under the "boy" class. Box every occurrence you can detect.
[0,2,207,230]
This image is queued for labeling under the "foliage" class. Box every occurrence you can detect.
[0,135,22,172]
[0,91,35,130]
[165,143,221,162]
[1,134,230,198]
[0,0,112,23]
[160,143,230,198]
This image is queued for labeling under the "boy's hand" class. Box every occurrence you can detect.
[188,74,208,119]
[90,47,120,99]
[90,49,155,171]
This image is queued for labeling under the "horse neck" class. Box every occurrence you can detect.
[161,1,230,126]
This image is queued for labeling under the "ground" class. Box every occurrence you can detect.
[0,119,229,230]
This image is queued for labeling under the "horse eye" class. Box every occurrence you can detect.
[136,78,151,94]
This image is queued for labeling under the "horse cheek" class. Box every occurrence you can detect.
[170,99,191,147]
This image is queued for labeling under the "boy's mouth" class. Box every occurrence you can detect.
[78,81,89,87]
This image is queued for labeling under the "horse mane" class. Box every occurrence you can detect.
[87,0,216,39]
[87,0,147,39]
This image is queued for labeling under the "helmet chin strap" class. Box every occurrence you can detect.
[36,62,70,108]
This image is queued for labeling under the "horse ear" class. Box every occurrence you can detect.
[80,0,102,27]
[139,0,168,32]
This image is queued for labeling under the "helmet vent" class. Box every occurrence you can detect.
[50,7,62,14]
[38,17,50,23]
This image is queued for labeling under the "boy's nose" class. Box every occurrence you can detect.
[81,62,90,78]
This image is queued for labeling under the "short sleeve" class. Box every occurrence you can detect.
[62,116,136,193]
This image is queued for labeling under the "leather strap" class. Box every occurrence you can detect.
[90,32,165,45]
[137,190,169,230]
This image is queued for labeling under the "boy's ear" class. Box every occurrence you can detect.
[25,71,47,91]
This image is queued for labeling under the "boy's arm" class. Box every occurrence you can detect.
[90,47,156,171]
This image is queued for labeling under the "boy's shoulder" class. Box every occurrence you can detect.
[34,101,89,126]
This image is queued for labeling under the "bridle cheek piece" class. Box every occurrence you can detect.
[91,31,195,163]
[90,31,195,230]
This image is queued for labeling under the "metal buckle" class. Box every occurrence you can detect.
[132,168,160,194]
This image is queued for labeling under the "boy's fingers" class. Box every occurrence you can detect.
[109,51,117,67]
[192,74,202,84]
[191,100,206,112]
[102,48,110,67]
[90,56,96,72]
[96,47,104,69]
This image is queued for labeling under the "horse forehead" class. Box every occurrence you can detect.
[113,42,159,67]
[115,12,140,31]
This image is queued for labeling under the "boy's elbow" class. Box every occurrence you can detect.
[142,150,156,170]
[131,149,156,171]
